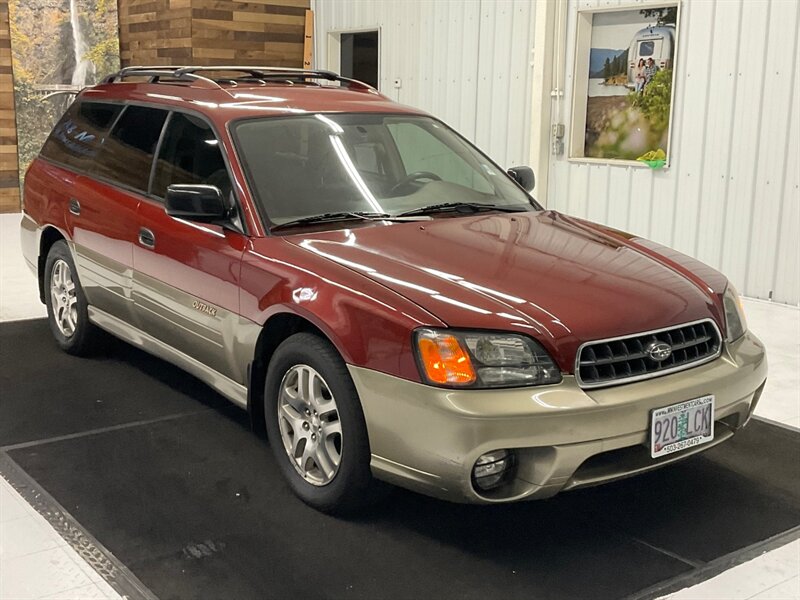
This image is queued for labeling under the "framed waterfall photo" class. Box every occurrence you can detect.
[569,2,681,168]
[8,0,120,188]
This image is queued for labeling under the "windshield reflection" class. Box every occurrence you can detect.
[233,113,536,226]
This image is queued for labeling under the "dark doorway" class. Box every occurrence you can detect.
[340,30,379,89]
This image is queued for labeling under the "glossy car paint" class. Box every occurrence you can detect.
[274,211,729,374]
[22,161,138,319]
[20,78,767,504]
[239,235,443,382]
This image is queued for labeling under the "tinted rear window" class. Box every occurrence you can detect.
[91,105,168,192]
[40,101,123,170]
[79,102,122,130]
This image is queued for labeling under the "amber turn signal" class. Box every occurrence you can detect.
[416,330,477,385]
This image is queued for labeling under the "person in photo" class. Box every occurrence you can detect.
[635,58,646,94]
[644,57,659,92]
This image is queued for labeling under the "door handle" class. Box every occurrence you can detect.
[68,198,81,216]
[138,227,156,249]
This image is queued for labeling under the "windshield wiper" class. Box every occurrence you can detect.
[396,202,526,218]
[270,211,400,231]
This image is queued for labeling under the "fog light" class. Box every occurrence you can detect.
[472,450,515,491]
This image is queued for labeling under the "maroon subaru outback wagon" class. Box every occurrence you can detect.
[20,66,767,513]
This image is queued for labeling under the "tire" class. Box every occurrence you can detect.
[264,332,378,514]
[44,240,102,356]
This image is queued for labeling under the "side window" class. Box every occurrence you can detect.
[386,122,493,194]
[40,101,123,170]
[151,112,232,199]
[92,105,168,192]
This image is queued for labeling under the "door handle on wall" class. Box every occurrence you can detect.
[138,227,156,249]
[68,198,81,216]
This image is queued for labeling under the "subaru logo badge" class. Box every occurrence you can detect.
[646,341,672,362]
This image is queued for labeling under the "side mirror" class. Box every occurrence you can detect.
[507,166,535,192]
[165,184,228,223]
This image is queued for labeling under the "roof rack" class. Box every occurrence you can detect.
[102,65,377,93]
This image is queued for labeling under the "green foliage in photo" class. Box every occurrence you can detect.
[630,69,673,136]
[584,69,674,161]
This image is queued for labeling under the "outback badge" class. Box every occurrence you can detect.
[192,300,217,317]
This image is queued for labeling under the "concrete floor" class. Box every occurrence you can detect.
[0,212,798,599]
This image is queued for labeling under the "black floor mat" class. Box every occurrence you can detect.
[0,319,231,447]
[2,319,799,600]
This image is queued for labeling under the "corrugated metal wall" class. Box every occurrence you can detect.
[314,0,800,305]
[550,0,800,305]
[312,0,536,169]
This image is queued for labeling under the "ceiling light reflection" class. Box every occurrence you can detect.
[432,295,491,315]
[328,135,383,212]
[459,281,525,304]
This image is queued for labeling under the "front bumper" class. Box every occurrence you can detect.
[349,330,767,503]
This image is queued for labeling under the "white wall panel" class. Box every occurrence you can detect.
[313,0,535,170]
[314,0,799,305]
[719,0,772,290]
[550,0,800,304]
[773,62,799,304]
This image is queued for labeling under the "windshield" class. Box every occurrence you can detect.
[232,113,537,226]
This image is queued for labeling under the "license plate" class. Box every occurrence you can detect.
[650,395,714,458]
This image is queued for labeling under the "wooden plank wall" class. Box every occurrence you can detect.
[119,0,193,66]
[120,0,309,68]
[0,0,19,213]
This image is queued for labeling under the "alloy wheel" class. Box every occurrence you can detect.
[277,364,343,486]
[50,259,78,338]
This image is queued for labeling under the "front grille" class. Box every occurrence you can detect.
[576,320,722,388]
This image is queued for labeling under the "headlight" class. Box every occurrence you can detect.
[722,284,747,341]
[414,328,562,388]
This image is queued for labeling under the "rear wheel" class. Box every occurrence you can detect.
[44,240,102,355]
[264,332,377,514]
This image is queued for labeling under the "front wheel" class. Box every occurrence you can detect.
[264,333,378,514]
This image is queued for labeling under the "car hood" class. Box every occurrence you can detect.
[284,211,726,371]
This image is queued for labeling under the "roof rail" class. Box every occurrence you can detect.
[102,65,377,92]
[101,66,221,89]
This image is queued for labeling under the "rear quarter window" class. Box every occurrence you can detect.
[40,101,123,170]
